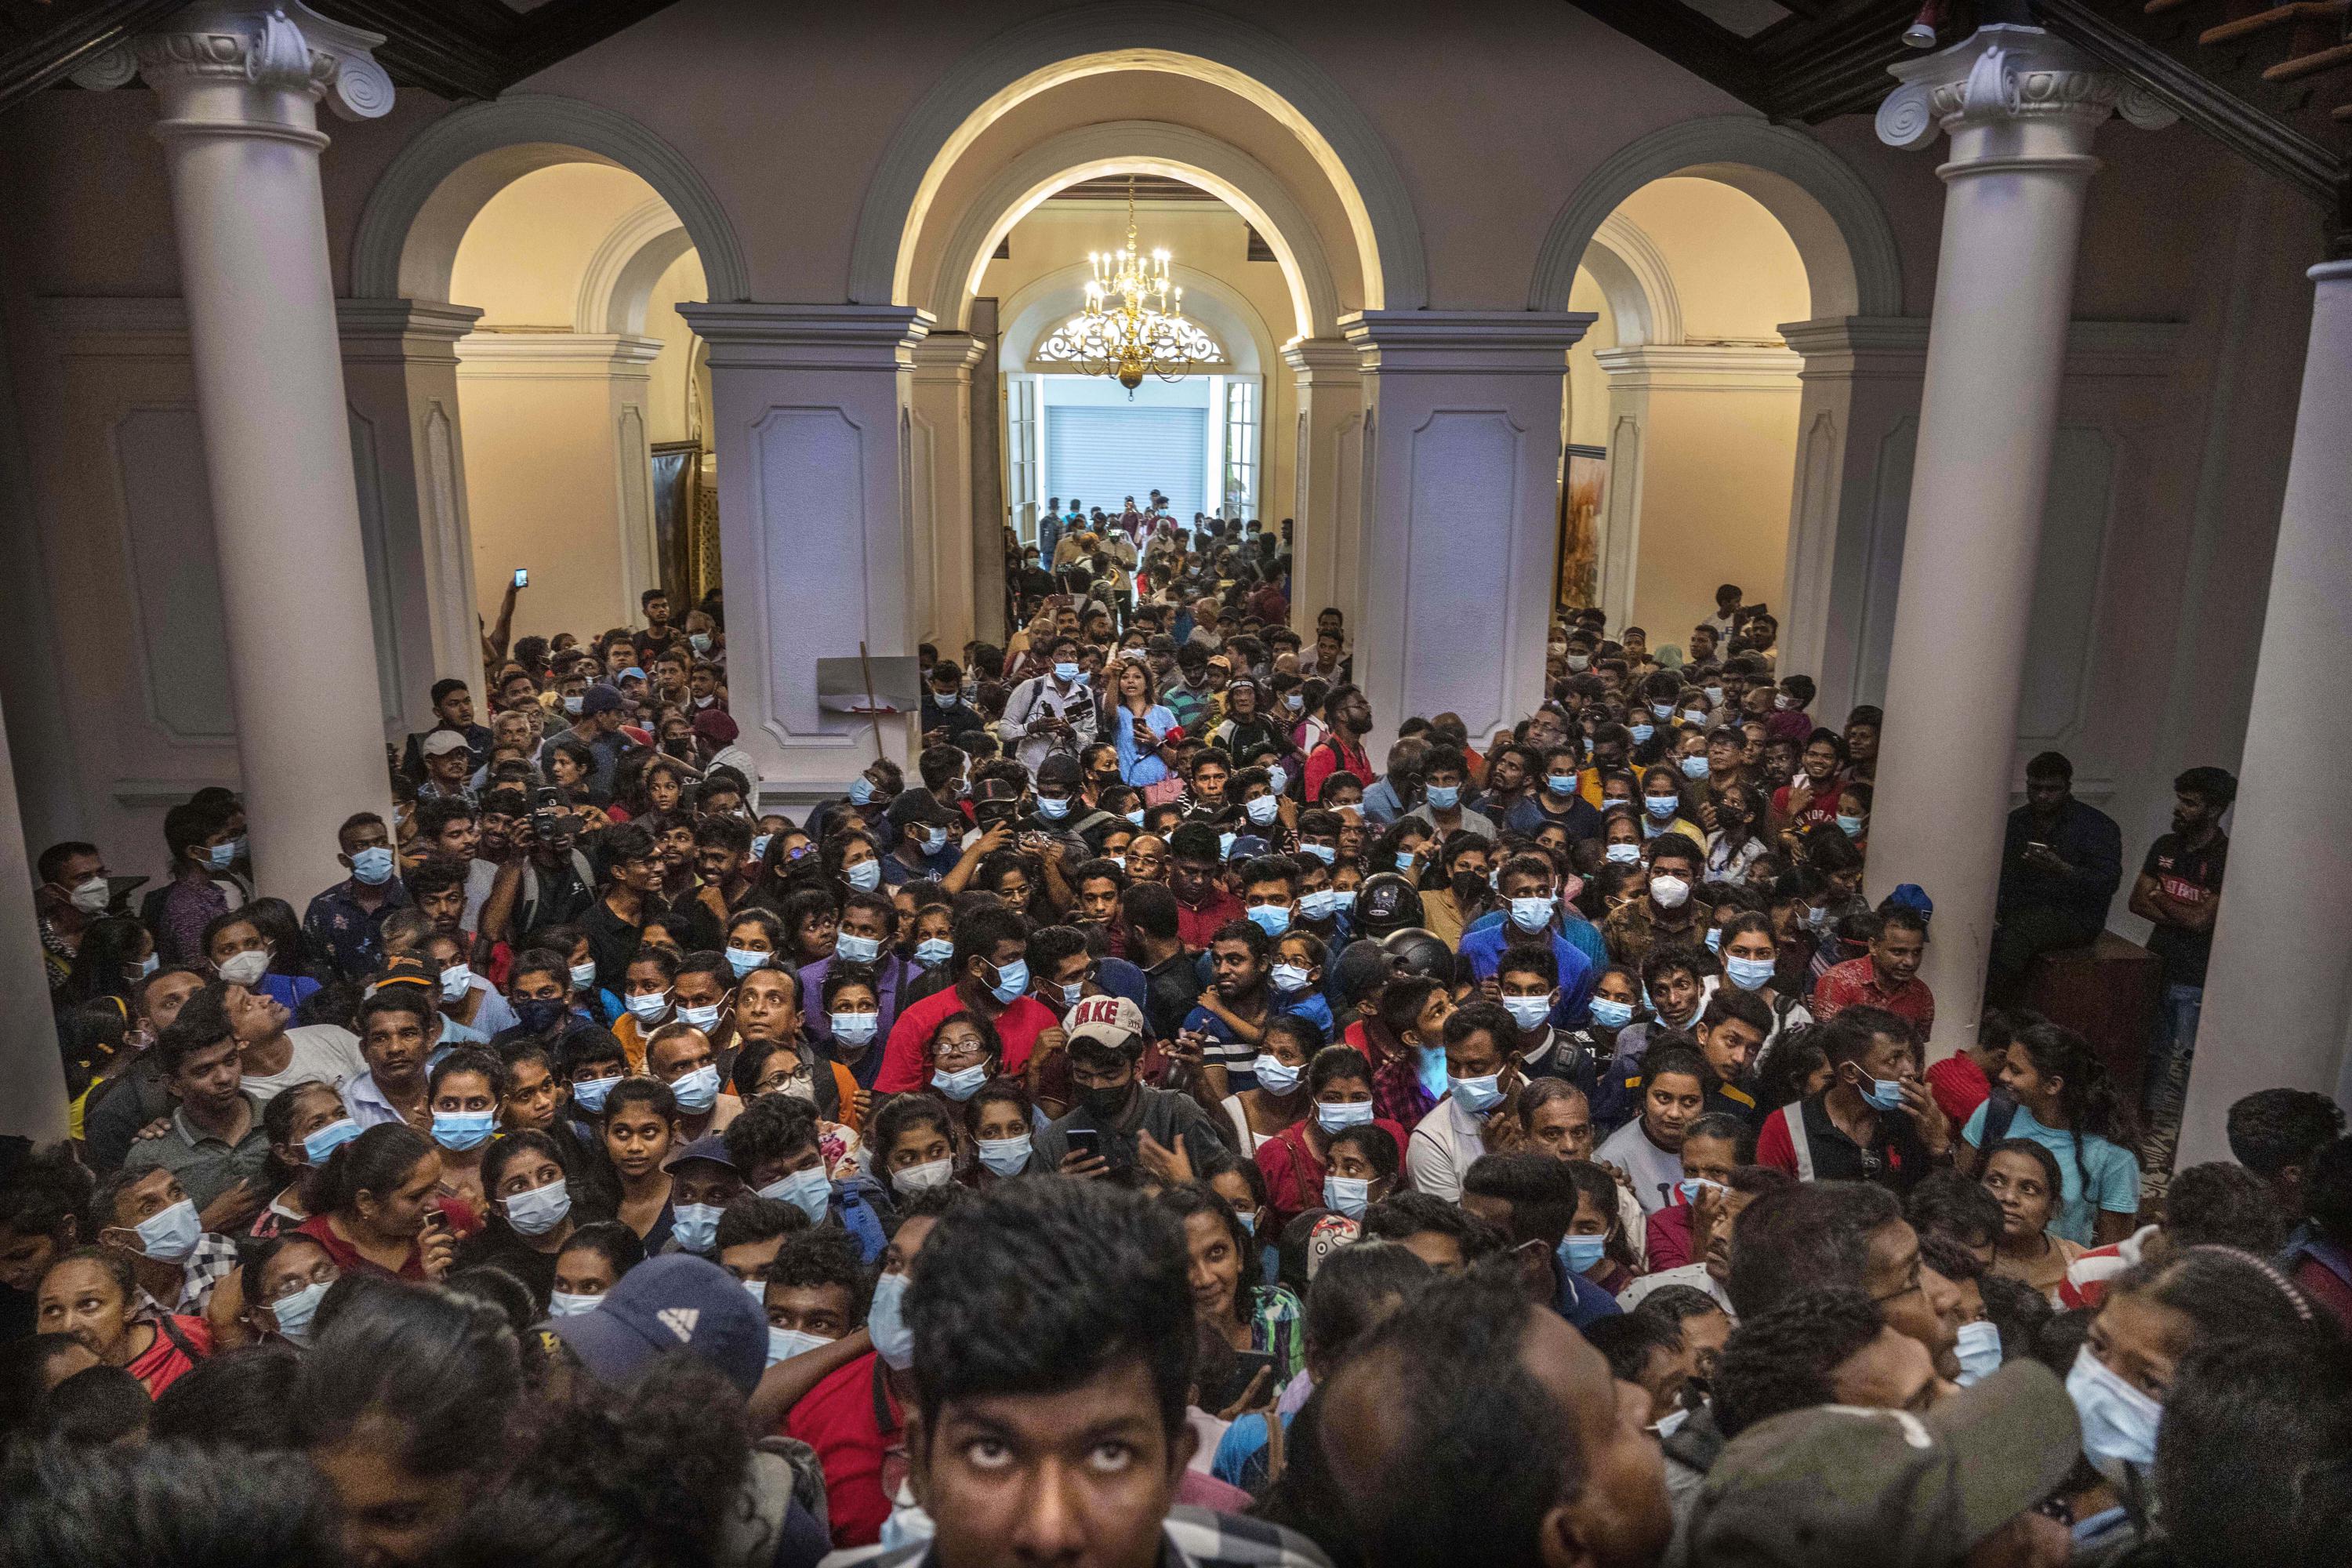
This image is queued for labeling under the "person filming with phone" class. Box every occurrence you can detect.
[1032,996,1225,1181]
[1987,750,2122,1004]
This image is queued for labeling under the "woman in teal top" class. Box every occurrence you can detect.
[1959,1022,2141,1246]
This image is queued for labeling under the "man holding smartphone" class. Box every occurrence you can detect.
[1032,997,1225,1180]
[1989,750,2122,1004]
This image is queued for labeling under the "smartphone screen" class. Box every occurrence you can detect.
[513,568,528,588]
[1065,1128,1102,1162]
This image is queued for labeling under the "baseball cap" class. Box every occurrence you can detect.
[886,787,957,830]
[1885,883,1935,922]
[420,729,470,758]
[580,685,626,717]
[1145,634,1176,654]
[547,1254,766,1396]
[660,1131,738,1175]
[1674,1359,2078,1568]
[1036,753,1083,788]
[1065,995,1145,1054]
[972,778,1023,808]
[691,707,739,746]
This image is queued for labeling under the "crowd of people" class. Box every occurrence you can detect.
[5,505,2347,1568]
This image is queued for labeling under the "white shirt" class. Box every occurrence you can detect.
[1218,1095,1269,1154]
[241,1025,369,1105]
[344,1069,412,1129]
[1406,1094,1492,1203]
[1596,1116,1688,1214]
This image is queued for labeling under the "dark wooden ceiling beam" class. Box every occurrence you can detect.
[307,0,514,102]
[494,0,687,87]
[0,0,182,115]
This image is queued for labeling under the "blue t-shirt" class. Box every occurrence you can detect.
[1272,989,1334,1040]
[1458,915,1599,1027]
[1213,1409,1296,1493]
[1962,1100,2140,1246]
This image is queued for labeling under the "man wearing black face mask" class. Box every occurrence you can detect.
[1030,996,1223,1179]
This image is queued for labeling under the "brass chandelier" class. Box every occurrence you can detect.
[1038,177,1223,394]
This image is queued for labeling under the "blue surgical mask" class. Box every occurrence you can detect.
[1837,814,1865,838]
[1245,794,1280,826]
[1252,1055,1303,1094]
[1502,994,1552,1032]
[1644,793,1680,819]
[1396,851,1418,873]
[844,858,883,893]
[1425,785,1461,811]
[1219,832,1237,861]
[751,834,773,862]
[303,1117,361,1164]
[681,1002,724,1030]
[1450,1073,1505,1115]
[570,960,598,991]
[2067,1345,2161,1468]
[670,1202,723,1255]
[1954,1319,2004,1387]
[1588,997,1635,1030]
[1651,702,1675,720]
[1558,1233,1607,1272]
[670,1063,723,1113]
[1053,662,1080,684]
[1267,764,1289,795]
[933,1063,989,1101]
[1299,890,1338,922]
[205,839,243,871]
[350,845,396,885]
[1860,1075,1907,1112]
[571,1073,619,1114]
[1323,1174,1371,1220]
[836,933,883,964]
[1629,723,1655,745]
[760,1166,833,1225]
[1271,963,1311,993]
[868,1270,916,1370]
[915,937,954,967]
[432,1110,497,1151]
[1508,895,1554,932]
[1316,1099,1374,1134]
[978,1134,1033,1178]
[919,827,949,855]
[548,1290,601,1318]
[1123,809,1145,827]
[625,990,671,1023]
[1246,903,1291,937]
[768,1326,833,1367]
[503,1178,572,1237]
[1726,956,1777,991]
[850,775,878,806]
[986,958,1029,1004]
[1299,842,1337,866]
[689,632,713,655]
[1331,889,1359,912]
[269,1279,332,1345]
[1680,756,1710,780]
[726,946,768,978]
[1605,842,1642,865]
[1704,927,1722,954]
[1547,772,1577,797]
[1036,796,1072,820]
[829,1011,880,1046]
[129,1199,203,1263]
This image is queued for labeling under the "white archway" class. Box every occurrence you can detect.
[848,2,1423,312]
[1527,114,1902,321]
[1581,211,1682,349]
[351,93,749,307]
[575,198,696,336]
[921,122,1340,343]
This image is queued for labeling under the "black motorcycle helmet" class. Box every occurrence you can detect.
[1380,927,1454,984]
[1352,872,1425,942]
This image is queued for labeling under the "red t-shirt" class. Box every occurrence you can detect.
[1646,1203,1697,1272]
[786,1350,900,1547]
[292,1211,433,1281]
[1811,956,1936,1038]
[1925,1053,1991,1129]
[875,986,1058,1095]
[1254,1118,1407,1238]
[127,1314,212,1396]
[1176,887,1246,952]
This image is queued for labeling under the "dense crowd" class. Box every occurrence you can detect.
[5,495,2348,1568]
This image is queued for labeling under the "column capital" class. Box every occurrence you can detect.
[72,2,393,132]
[455,332,664,381]
[336,299,485,365]
[1590,343,1802,390]
[909,330,988,380]
[1877,24,2175,163]
[1282,336,1363,379]
[678,303,934,372]
[1340,310,1596,374]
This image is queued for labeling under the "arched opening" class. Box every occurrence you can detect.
[447,162,713,639]
[1563,176,1811,648]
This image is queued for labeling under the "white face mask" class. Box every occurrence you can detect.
[439,964,474,1004]
[67,877,110,916]
[216,949,270,987]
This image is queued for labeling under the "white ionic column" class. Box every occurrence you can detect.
[1341,311,1592,753]
[909,332,988,655]
[0,682,70,1140]
[338,300,486,739]
[1284,338,1366,636]
[675,304,931,811]
[1775,318,1931,721]
[2178,259,2352,1163]
[73,2,397,899]
[1864,26,2174,1055]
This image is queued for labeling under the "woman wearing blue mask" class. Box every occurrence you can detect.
[253,1080,354,1242]
[1559,1158,1638,1298]
[1220,1014,1320,1155]
[422,1048,505,1220]
[963,1079,1036,1186]
[290,1123,458,1284]
[920,1011,1002,1112]
[870,1094,963,1198]
[1253,1045,1404,1238]
[1715,913,1814,1068]
[452,1129,586,1311]
[241,1231,340,1348]
[613,946,679,1073]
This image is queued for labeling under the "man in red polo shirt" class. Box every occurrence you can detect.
[1812,907,1935,1040]
[785,1185,965,1547]
[873,905,1058,1094]
[1166,822,1242,952]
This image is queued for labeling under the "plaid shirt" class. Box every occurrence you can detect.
[136,1232,241,1318]
[851,1507,1330,1568]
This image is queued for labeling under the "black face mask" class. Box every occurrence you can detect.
[1451,870,1490,906]
[1080,1080,1134,1122]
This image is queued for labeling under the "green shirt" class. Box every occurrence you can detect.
[123,1092,271,1210]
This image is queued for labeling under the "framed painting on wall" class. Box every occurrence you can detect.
[1558,445,1606,611]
